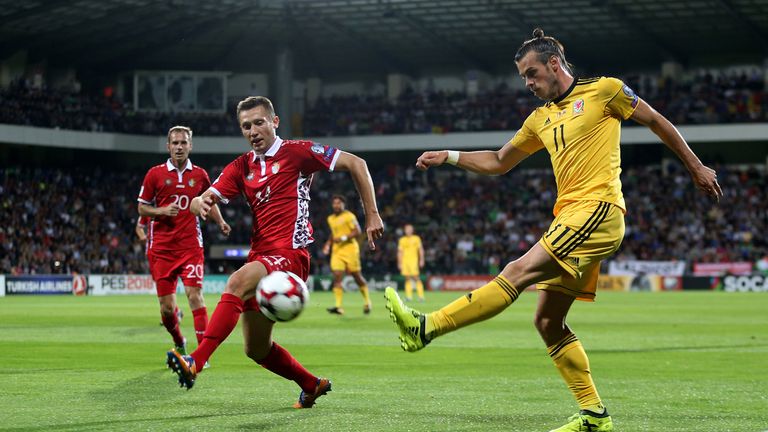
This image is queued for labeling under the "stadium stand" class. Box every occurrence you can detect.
[2,69,766,137]
[2,162,764,276]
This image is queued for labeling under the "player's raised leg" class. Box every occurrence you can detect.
[168,260,266,389]
[241,306,332,408]
[385,243,562,351]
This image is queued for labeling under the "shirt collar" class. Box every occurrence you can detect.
[550,77,578,105]
[251,136,283,162]
[166,159,193,172]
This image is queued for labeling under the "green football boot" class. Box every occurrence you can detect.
[549,410,613,432]
[384,287,430,352]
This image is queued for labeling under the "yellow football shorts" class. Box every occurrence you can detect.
[538,200,625,301]
[400,259,420,277]
[330,244,362,273]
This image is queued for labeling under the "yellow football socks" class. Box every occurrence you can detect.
[427,275,519,338]
[548,333,603,411]
[404,280,413,299]
[415,280,425,300]
[333,286,343,308]
[359,284,371,306]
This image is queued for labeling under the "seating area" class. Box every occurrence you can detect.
[1,163,764,276]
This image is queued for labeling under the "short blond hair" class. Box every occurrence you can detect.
[167,125,193,142]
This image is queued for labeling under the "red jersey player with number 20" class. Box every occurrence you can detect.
[138,126,231,357]
[167,97,384,409]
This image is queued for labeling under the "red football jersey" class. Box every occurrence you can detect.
[211,137,339,253]
[138,159,211,251]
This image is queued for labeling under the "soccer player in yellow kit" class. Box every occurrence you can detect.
[323,195,372,315]
[397,224,425,301]
[385,28,722,432]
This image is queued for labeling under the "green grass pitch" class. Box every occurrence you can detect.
[1,291,766,431]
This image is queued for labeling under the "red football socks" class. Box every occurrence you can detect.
[257,342,318,393]
[191,306,208,345]
[192,293,243,367]
[161,308,184,346]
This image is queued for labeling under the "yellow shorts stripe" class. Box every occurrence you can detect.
[553,201,610,259]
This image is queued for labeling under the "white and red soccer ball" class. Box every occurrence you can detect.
[256,271,309,322]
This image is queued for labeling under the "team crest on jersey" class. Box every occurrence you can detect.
[271,162,280,174]
[246,171,255,181]
[573,99,585,115]
[188,178,196,187]
[311,143,325,154]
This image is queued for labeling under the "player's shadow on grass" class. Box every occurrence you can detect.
[118,324,166,337]
[88,370,190,410]
[0,413,238,432]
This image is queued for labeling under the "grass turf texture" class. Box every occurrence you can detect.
[0,291,766,432]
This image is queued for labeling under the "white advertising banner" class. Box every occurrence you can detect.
[608,260,686,277]
[722,275,768,292]
[89,274,156,295]
[0,275,4,297]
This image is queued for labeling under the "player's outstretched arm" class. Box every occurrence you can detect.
[630,99,723,201]
[415,143,529,176]
[207,203,231,236]
[333,151,384,250]
[190,189,220,220]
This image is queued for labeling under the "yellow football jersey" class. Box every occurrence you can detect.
[398,235,422,264]
[509,77,639,216]
[327,210,360,251]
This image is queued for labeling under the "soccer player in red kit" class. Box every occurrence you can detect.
[167,96,384,409]
[138,126,231,355]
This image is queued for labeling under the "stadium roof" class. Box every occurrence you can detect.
[1,0,767,79]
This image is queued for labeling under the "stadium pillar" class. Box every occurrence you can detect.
[763,58,768,91]
[0,50,27,87]
[306,78,322,108]
[274,47,294,137]
[387,73,411,103]
[466,69,490,97]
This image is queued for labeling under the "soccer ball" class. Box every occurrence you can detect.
[256,271,309,322]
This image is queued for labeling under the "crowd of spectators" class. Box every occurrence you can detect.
[0,80,239,136]
[1,70,766,137]
[304,71,768,136]
[309,162,767,276]
[1,163,764,276]
[0,168,147,275]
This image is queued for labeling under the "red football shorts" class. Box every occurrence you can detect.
[243,248,310,312]
[148,248,205,297]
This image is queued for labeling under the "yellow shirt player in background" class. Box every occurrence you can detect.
[385,28,722,432]
[322,195,372,315]
[397,224,425,301]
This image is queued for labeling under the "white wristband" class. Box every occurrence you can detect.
[340,235,348,242]
[446,150,460,166]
